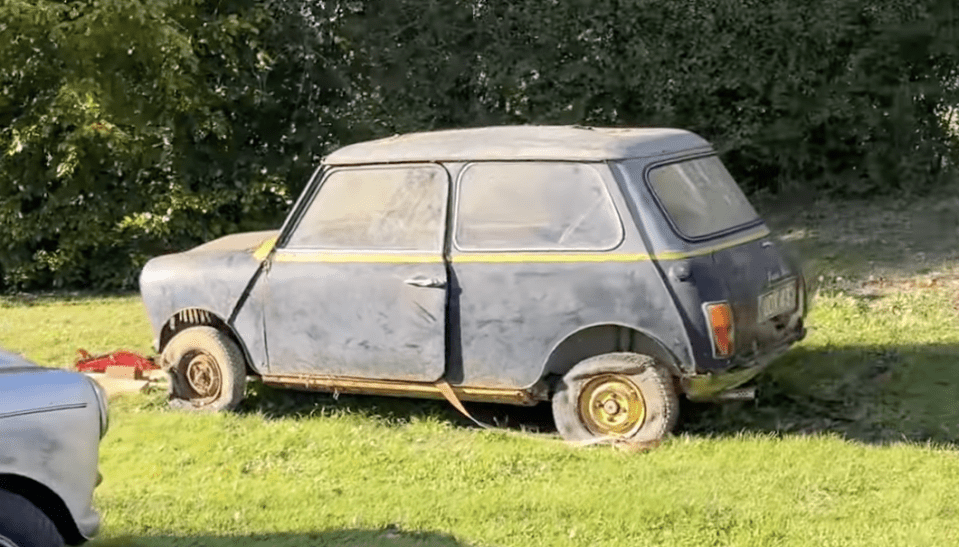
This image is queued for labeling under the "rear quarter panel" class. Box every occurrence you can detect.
[610,156,799,374]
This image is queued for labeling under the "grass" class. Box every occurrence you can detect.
[0,294,153,366]
[755,186,959,290]
[2,189,959,546]
[88,406,959,546]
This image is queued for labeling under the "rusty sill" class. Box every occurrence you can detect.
[259,373,537,406]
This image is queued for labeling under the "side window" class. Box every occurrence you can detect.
[286,165,448,251]
[455,162,623,251]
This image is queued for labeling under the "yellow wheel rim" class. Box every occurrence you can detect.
[577,374,646,437]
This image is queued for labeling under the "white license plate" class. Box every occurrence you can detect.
[759,281,797,321]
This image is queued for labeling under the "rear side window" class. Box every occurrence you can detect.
[287,165,447,251]
[642,156,760,239]
[455,162,623,251]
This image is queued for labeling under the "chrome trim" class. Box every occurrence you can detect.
[0,403,87,420]
[87,377,109,438]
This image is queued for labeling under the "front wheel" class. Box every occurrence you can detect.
[552,353,678,444]
[161,326,247,411]
[0,490,64,547]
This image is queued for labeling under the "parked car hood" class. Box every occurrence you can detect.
[0,349,42,371]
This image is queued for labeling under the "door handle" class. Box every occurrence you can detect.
[404,276,447,289]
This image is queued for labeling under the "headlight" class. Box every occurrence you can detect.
[87,377,110,439]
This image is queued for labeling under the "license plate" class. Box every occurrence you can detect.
[759,280,797,321]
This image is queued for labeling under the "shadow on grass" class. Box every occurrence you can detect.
[92,528,468,546]
[236,381,557,435]
[755,187,959,285]
[235,343,959,447]
[682,343,959,446]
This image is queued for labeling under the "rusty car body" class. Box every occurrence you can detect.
[140,125,807,442]
[0,349,107,546]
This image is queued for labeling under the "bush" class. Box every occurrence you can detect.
[1,0,957,291]
[0,0,338,290]
[348,0,959,195]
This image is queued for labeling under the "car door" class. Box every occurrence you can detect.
[448,161,629,389]
[259,163,450,381]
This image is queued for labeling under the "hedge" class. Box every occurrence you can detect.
[1,0,956,290]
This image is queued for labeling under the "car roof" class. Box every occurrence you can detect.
[323,125,712,165]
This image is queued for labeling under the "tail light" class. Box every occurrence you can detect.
[704,302,735,358]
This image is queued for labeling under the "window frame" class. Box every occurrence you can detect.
[451,160,625,253]
[281,163,450,253]
[641,153,764,243]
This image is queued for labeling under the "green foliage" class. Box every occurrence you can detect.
[1,0,957,291]
[350,0,959,194]
[0,0,327,291]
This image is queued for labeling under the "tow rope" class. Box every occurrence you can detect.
[434,378,493,430]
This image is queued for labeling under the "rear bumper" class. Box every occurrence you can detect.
[681,327,806,401]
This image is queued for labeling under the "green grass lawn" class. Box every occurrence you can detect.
[2,192,959,546]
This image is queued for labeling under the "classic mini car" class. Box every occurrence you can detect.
[140,125,806,443]
[0,349,107,547]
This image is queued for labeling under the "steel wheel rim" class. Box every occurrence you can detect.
[185,352,222,399]
[577,373,646,437]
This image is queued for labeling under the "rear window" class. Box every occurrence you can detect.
[639,156,760,239]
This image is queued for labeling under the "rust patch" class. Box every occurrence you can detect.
[260,373,536,405]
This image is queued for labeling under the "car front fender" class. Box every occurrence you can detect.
[139,231,277,345]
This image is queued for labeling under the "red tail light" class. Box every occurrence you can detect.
[705,302,735,358]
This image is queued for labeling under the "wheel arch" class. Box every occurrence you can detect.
[158,308,256,375]
[0,474,82,545]
[541,323,685,391]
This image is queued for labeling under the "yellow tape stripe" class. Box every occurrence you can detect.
[453,229,769,263]
[654,227,770,261]
[266,228,770,264]
[452,253,650,263]
[252,236,278,261]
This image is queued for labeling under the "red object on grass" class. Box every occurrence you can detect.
[75,349,159,373]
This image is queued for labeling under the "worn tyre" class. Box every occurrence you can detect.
[161,326,247,411]
[552,353,678,444]
[0,490,64,547]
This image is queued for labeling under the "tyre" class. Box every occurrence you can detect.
[160,326,247,411]
[0,490,64,547]
[552,352,678,444]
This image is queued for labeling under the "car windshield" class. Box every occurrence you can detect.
[620,156,760,239]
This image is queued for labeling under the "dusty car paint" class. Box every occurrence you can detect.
[0,350,105,544]
[323,126,711,164]
[140,229,278,351]
[609,156,805,397]
[253,259,447,380]
[140,126,806,411]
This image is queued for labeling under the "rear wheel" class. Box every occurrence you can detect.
[161,326,247,411]
[0,490,64,547]
[552,353,678,444]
